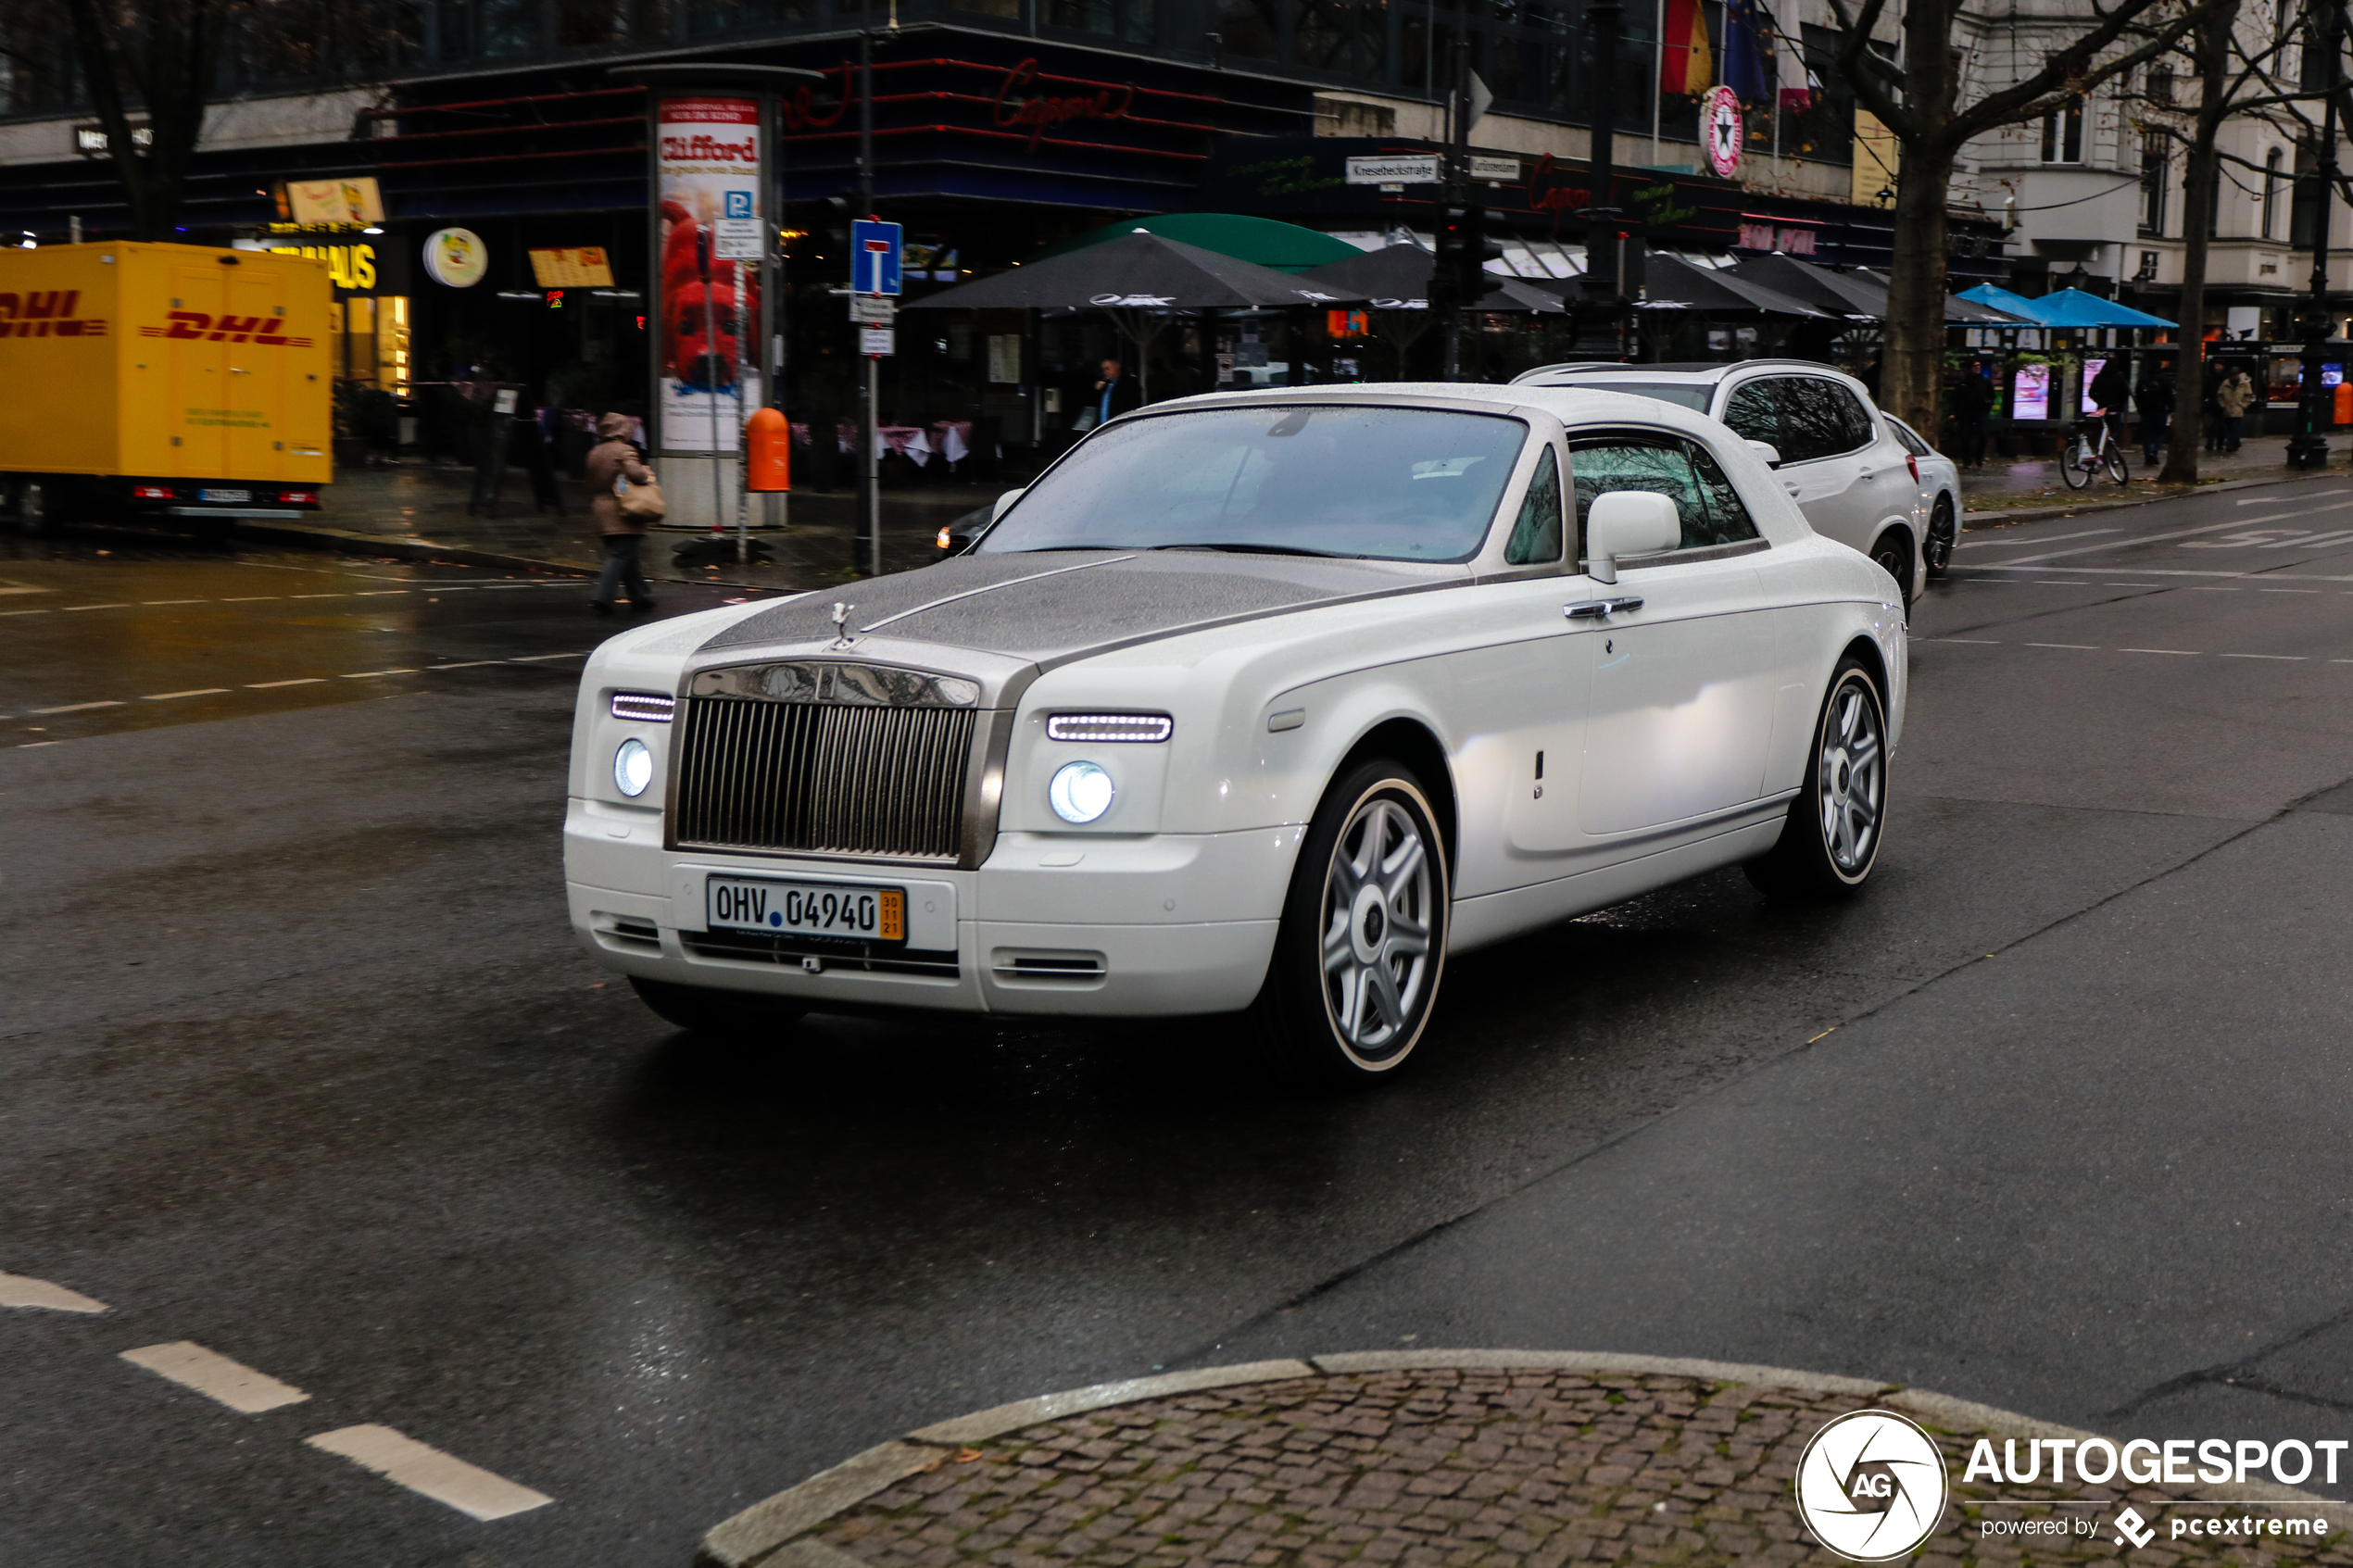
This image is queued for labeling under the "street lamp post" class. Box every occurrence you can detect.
[1584,0,1624,350]
[2288,0,2345,469]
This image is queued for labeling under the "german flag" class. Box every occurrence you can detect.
[1659,0,1714,97]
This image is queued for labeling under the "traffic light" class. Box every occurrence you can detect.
[1434,202,1504,302]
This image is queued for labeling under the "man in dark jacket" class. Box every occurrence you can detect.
[1951,368,1995,468]
[1090,358,1140,427]
[2133,368,2175,468]
[2087,358,2133,454]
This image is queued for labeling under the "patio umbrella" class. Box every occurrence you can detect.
[908,232,1365,399]
[1298,245,1565,312]
[1029,213,1364,274]
[1728,253,1883,319]
[1636,254,1829,316]
[1955,283,2173,329]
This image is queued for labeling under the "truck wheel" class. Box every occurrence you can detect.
[15,480,50,536]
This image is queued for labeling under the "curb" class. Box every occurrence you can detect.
[696,1351,2350,1566]
[233,518,594,579]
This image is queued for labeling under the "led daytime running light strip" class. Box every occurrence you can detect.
[1046,712,1173,743]
[610,691,676,722]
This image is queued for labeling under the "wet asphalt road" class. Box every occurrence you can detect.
[9,483,2353,1564]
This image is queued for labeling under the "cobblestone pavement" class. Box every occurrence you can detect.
[804,1371,2347,1567]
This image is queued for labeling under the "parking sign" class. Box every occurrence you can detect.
[850,218,902,296]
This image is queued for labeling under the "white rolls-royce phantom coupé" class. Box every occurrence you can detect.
[566,383,1906,1082]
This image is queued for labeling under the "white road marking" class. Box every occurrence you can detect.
[1996,507,2353,562]
[341,670,419,679]
[31,700,124,714]
[143,688,231,701]
[220,596,279,601]
[0,585,53,596]
[2025,643,2097,649]
[140,599,206,606]
[0,1272,108,1312]
[428,661,500,670]
[289,594,347,600]
[352,590,411,596]
[306,1425,553,1521]
[508,651,586,661]
[1960,528,2120,548]
[2260,588,2322,593]
[64,604,132,611]
[120,1342,311,1413]
[2241,490,2350,502]
[17,740,58,747]
[2120,647,2200,656]
[246,678,325,688]
[0,608,50,616]
[2221,653,2305,660]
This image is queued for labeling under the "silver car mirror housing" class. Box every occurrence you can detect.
[1585,491,1681,585]
[1745,439,1783,469]
[991,487,1027,521]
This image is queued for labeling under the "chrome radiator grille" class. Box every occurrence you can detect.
[673,696,976,860]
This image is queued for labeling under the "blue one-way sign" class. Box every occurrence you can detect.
[850,218,902,296]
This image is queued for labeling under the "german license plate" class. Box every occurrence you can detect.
[199,488,251,503]
[706,877,904,942]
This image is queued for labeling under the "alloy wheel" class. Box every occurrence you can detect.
[1817,676,1886,875]
[1319,795,1436,1062]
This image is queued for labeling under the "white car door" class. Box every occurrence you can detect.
[1568,431,1780,839]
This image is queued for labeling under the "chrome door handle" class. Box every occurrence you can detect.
[1566,596,1644,619]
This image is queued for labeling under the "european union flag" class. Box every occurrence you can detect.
[1723,0,1771,105]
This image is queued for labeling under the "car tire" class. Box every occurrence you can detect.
[1869,529,1915,608]
[1248,759,1449,1085]
[1923,496,1956,579]
[1745,657,1889,900]
[628,975,805,1036]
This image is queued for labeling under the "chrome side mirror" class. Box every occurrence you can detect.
[1585,491,1681,585]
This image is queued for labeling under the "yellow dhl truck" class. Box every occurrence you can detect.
[0,242,333,534]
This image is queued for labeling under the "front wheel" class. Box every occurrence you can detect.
[1923,497,1956,579]
[1869,531,1915,609]
[1746,658,1889,900]
[1248,760,1449,1085]
[14,479,50,535]
[2060,443,2095,489]
[628,975,804,1036]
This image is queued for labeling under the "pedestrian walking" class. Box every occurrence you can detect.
[2216,365,2257,453]
[1951,367,1995,468]
[2133,367,2175,468]
[585,411,657,616]
[2203,358,2226,451]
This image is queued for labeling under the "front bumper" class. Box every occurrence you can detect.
[564,800,1300,1018]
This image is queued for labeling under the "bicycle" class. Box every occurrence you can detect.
[2062,415,2130,489]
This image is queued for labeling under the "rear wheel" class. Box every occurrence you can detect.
[1923,496,1956,579]
[14,479,50,535]
[628,976,804,1036]
[1248,759,1448,1085]
[2105,445,2130,485]
[1869,529,1915,608]
[1746,658,1889,900]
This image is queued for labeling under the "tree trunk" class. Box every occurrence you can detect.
[2160,141,2219,483]
[1882,142,1955,432]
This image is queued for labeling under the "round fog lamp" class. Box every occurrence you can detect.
[1049,760,1114,823]
[614,737,654,797]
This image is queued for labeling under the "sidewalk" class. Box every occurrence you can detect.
[700,1353,2352,1567]
[1957,433,2311,516]
[288,462,1003,591]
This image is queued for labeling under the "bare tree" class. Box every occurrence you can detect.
[1824,0,2211,431]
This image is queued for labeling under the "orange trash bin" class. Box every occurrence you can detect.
[2335,381,2352,427]
[745,406,791,491]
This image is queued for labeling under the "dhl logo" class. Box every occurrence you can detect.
[0,290,108,337]
[136,309,313,347]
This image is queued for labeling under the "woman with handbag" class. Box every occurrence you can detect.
[585,411,661,615]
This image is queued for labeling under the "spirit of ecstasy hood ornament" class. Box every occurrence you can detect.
[829,602,856,649]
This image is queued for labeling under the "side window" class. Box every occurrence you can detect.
[1722,380,1780,448]
[1776,378,1852,463]
[1504,444,1564,565]
[1829,383,1879,449]
[1684,440,1761,546]
[1570,433,1709,554]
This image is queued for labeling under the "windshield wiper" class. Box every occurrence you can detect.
[1145,542,1353,558]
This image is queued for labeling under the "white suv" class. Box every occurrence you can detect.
[1509,360,1927,603]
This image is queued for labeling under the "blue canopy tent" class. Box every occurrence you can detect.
[1957,284,2174,329]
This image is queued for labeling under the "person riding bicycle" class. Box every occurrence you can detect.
[2088,358,2132,450]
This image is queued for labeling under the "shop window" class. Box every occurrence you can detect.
[1294,0,1388,82]
[1769,24,1856,167]
[480,0,539,54]
[1050,0,1151,44]
[2041,99,2082,163]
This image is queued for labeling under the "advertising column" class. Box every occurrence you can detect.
[653,95,764,533]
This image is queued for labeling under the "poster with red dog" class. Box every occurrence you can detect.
[656,96,762,451]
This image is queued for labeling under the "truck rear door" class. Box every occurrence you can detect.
[170,261,227,478]
[224,267,284,483]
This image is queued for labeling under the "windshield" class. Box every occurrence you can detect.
[1575,381,1715,411]
[979,405,1528,562]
